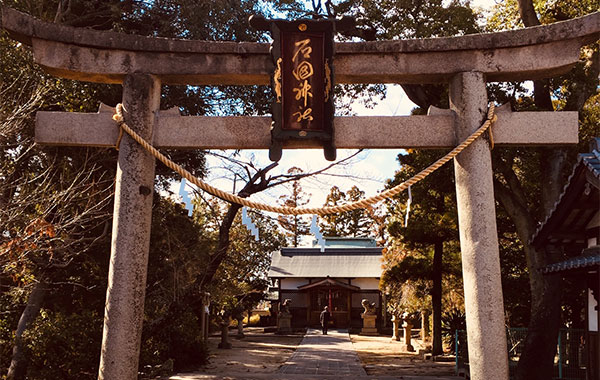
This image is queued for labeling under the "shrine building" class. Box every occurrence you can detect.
[531,138,600,380]
[268,237,383,329]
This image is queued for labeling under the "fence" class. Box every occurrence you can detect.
[456,328,587,379]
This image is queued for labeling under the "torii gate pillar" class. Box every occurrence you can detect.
[451,71,509,379]
[98,74,160,380]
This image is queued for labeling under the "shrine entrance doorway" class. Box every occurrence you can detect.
[300,278,358,328]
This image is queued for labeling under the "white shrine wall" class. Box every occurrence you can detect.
[351,278,380,290]
[280,278,308,290]
[589,290,598,332]
[587,219,599,332]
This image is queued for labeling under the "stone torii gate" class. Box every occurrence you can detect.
[2,6,599,380]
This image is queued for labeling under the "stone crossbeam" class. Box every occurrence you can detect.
[2,6,598,85]
[36,105,578,150]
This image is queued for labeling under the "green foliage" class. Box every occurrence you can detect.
[386,149,458,245]
[320,185,373,237]
[0,317,14,374]
[140,309,209,373]
[383,254,431,283]
[497,212,531,327]
[277,167,311,247]
[204,205,286,316]
[22,309,102,380]
[140,198,214,371]
[332,0,481,39]
[381,242,464,315]
[486,0,600,31]
[440,308,466,352]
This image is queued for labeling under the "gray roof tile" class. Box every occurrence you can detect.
[530,137,600,245]
[268,248,383,278]
[541,252,600,274]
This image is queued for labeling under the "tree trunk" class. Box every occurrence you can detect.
[7,280,47,380]
[218,317,232,349]
[236,317,244,338]
[196,163,277,289]
[431,240,443,355]
[496,3,570,378]
[517,0,540,27]
[515,269,562,380]
[198,203,242,289]
[494,177,563,380]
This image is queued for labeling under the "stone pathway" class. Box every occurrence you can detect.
[170,328,462,380]
[278,328,367,376]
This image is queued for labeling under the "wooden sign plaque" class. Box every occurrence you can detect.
[250,16,340,161]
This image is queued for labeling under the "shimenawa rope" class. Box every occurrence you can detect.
[112,103,496,216]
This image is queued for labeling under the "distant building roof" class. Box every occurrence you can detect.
[268,247,383,278]
[531,138,600,247]
[312,237,377,248]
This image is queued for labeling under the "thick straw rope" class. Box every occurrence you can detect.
[112,103,496,216]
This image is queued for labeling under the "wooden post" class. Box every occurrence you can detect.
[450,71,509,380]
[347,291,352,327]
[307,290,312,326]
[98,74,160,380]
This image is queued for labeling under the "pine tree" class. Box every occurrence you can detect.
[277,167,311,247]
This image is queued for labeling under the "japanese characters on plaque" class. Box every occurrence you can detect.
[279,32,329,131]
[250,16,339,162]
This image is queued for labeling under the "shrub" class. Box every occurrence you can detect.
[140,309,209,373]
[0,317,15,375]
[441,308,466,353]
[23,309,103,380]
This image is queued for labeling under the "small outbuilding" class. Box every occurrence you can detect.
[531,138,600,380]
[268,237,383,329]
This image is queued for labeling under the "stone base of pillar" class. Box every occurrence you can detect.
[277,315,292,333]
[391,315,401,341]
[218,323,232,349]
[402,343,415,352]
[360,327,378,336]
[360,314,378,336]
[402,319,415,352]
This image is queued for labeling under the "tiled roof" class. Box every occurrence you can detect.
[541,247,600,274]
[268,247,383,278]
[530,137,600,246]
[582,142,600,179]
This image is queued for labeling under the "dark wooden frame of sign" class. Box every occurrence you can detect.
[250,16,354,162]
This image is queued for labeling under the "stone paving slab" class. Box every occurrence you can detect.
[278,328,366,376]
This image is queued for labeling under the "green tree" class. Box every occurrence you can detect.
[277,167,311,247]
[320,186,347,237]
[195,151,362,291]
[345,186,372,236]
[320,185,372,237]
[0,14,119,376]
[194,200,285,349]
[386,149,459,355]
